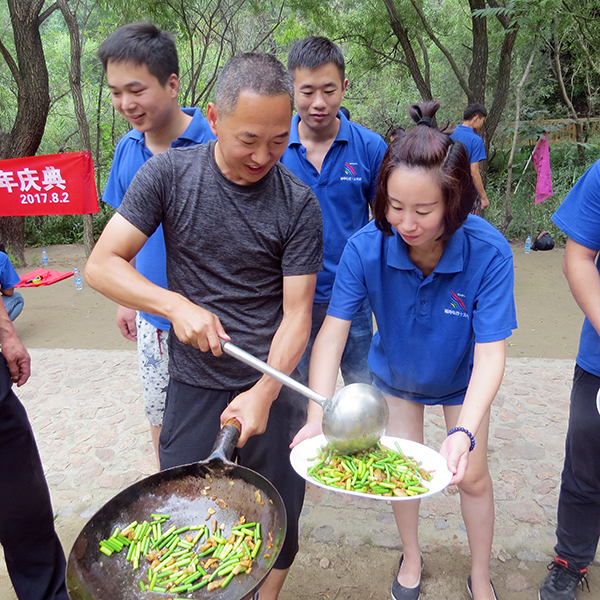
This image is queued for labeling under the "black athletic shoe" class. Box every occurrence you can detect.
[539,557,589,600]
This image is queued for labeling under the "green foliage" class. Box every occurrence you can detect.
[2,0,600,249]
[485,138,600,242]
[24,204,115,247]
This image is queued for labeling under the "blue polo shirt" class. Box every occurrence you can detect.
[103,107,215,331]
[281,111,388,303]
[327,215,517,405]
[552,159,600,378]
[0,253,21,290]
[450,125,486,164]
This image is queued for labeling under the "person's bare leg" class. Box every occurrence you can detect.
[444,406,495,600]
[254,567,289,600]
[386,395,425,587]
[150,425,161,470]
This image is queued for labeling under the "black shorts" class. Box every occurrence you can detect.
[159,379,308,570]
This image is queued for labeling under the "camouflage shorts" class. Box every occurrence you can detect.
[136,313,169,427]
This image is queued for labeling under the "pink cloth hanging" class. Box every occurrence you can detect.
[532,133,553,204]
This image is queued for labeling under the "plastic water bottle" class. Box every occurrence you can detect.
[41,248,48,267]
[73,268,83,291]
[525,235,532,254]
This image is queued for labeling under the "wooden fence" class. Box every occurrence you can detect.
[521,118,600,145]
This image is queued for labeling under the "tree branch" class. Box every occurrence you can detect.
[408,0,470,96]
[502,36,538,235]
[553,31,578,122]
[381,0,432,99]
[562,0,597,23]
[0,37,21,88]
[342,33,408,68]
[486,0,510,29]
[57,128,80,153]
[38,2,59,24]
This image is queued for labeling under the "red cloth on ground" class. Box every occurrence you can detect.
[16,268,74,287]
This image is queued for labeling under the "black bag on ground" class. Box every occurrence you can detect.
[532,230,555,251]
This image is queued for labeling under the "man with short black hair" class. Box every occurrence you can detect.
[97,22,215,465]
[87,52,323,600]
[282,36,388,387]
[451,103,489,210]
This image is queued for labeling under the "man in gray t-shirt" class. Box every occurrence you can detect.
[87,54,322,600]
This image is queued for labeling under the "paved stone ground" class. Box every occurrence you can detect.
[0,349,597,599]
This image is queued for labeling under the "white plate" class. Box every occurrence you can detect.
[290,435,453,501]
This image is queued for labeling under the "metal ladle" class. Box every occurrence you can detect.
[222,341,389,454]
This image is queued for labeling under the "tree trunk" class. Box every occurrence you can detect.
[58,0,95,256]
[0,0,54,265]
[484,27,519,150]
[382,0,433,100]
[0,218,25,266]
[468,0,488,104]
[500,39,538,236]
[553,30,585,165]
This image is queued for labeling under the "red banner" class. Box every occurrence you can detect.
[0,151,98,216]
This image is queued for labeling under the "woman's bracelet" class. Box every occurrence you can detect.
[447,427,476,452]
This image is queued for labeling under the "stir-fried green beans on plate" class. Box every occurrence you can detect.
[307,442,434,497]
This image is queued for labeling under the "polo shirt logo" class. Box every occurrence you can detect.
[444,290,470,318]
[340,161,362,182]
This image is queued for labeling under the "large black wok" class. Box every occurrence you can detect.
[67,419,286,600]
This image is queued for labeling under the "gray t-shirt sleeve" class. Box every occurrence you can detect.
[117,153,172,238]
[281,185,323,277]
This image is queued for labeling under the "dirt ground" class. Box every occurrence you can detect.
[7,242,587,600]
[13,241,582,360]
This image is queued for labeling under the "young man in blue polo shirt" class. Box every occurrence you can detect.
[538,159,600,600]
[97,22,215,465]
[281,36,388,386]
[450,103,489,210]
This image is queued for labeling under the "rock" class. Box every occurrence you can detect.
[371,528,402,549]
[309,525,338,544]
[80,505,102,519]
[55,506,73,518]
[505,572,531,592]
[500,442,546,461]
[493,427,521,440]
[494,480,518,501]
[495,548,512,562]
[426,495,460,515]
[319,557,330,569]
[344,535,364,547]
[506,504,547,525]
[516,549,552,562]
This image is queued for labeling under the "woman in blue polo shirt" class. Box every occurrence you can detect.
[293,101,516,600]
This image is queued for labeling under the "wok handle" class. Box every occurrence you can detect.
[207,417,241,463]
[221,341,328,408]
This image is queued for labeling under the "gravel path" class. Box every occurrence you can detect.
[0,349,595,599]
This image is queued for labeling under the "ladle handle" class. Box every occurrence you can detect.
[221,341,328,407]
